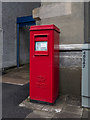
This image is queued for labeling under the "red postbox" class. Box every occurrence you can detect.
[29,24,60,104]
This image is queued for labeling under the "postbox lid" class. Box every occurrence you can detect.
[30,24,60,33]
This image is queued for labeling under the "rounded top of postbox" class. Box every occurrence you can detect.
[29,24,60,33]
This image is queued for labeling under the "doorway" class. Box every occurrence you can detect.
[17,16,36,67]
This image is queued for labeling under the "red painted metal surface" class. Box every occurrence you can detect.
[29,24,60,103]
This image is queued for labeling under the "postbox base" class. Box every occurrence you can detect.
[30,99,56,105]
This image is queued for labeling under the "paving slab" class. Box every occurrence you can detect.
[42,103,63,113]
[41,96,66,113]
[2,83,32,118]
[2,65,29,85]
[66,95,81,106]
[22,95,85,119]
[22,95,67,113]
[2,76,29,86]
[21,99,44,110]
[53,111,81,118]
[62,104,83,116]
[82,108,89,118]
[26,110,54,119]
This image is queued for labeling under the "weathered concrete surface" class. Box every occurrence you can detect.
[26,110,54,118]
[39,3,72,19]
[59,67,81,96]
[0,7,3,118]
[62,104,83,116]
[2,83,32,118]
[33,2,84,44]
[0,30,3,69]
[82,108,89,118]
[0,0,2,115]
[59,44,83,51]
[53,111,81,118]
[0,1,2,70]
[2,2,41,68]
[59,51,82,96]
[21,95,88,119]
[2,64,29,85]
[2,65,89,118]
[0,1,1,33]
[60,52,82,68]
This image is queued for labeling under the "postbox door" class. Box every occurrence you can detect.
[34,34,49,55]
[30,30,54,103]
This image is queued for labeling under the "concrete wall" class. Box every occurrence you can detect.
[2,2,41,68]
[0,1,2,28]
[60,51,82,96]
[0,1,3,70]
[84,2,90,43]
[33,2,84,44]
[0,2,2,118]
[33,2,84,97]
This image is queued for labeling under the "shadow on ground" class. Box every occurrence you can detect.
[2,83,32,119]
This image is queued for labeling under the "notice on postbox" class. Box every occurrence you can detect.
[35,41,47,51]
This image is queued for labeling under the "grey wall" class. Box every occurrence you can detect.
[0,1,3,70]
[60,51,82,96]
[2,2,41,68]
[0,1,2,28]
[0,3,2,119]
[84,3,89,43]
[84,2,90,43]
[33,2,84,44]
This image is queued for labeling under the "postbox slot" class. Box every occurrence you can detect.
[34,34,49,55]
[35,41,48,51]
[35,35,47,37]
[35,34,48,41]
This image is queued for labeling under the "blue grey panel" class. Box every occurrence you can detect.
[82,44,90,50]
[82,96,90,108]
[82,44,90,108]
[82,50,89,96]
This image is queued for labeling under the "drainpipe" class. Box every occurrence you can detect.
[84,2,90,43]
[82,2,90,108]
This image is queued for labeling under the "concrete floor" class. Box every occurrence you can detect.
[2,64,29,85]
[2,64,32,119]
[2,83,32,118]
[21,95,89,119]
[2,64,90,119]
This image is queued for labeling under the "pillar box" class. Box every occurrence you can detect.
[29,24,60,104]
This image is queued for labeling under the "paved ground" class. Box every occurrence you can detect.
[2,64,29,85]
[2,83,32,119]
[21,95,89,119]
[2,64,32,119]
[2,65,90,119]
